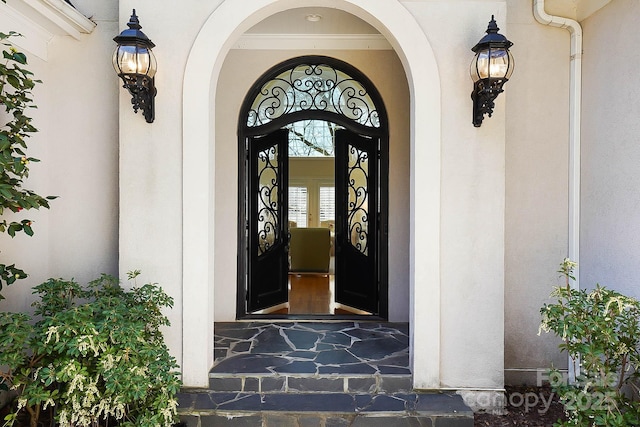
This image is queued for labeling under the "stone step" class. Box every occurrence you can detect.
[177,390,474,427]
[209,373,413,394]
[203,322,474,425]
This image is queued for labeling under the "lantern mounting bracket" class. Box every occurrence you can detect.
[472,77,507,127]
[121,75,156,123]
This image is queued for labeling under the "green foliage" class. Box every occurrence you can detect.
[540,259,640,426]
[0,32,55,299]
[0,273,181,427]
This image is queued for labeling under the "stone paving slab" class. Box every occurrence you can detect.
[178,391,473,426]
[180,413,471,427]
[178,391,473,417]
[213,322,410,376]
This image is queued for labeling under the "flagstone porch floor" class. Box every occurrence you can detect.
[212,321,411,377]
[177,322,473,426]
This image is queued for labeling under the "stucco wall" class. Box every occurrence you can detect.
[0,0,119,313]
[503,0,570,384]
[116,0,227,374]
[581,1,640,299]
[503,0,640,386]
[214,49,411,322]
[402,0,507,390]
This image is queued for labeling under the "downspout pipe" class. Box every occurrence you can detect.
[533,0,582,383]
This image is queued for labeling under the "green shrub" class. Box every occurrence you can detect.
[0,272,181,427]
[540,259,640,426]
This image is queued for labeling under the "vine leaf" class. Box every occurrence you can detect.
[0,32,54,298]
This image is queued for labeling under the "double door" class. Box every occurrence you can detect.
[246,127,383,315]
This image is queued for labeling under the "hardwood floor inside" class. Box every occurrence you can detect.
[288,274,332,314]
[269,274,367,315]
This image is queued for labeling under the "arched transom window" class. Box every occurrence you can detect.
[246,60,381,129]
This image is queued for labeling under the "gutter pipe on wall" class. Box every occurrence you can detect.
[533,0,582,383]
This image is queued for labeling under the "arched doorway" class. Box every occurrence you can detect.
[181,0,441,388]
[237,56,389,318]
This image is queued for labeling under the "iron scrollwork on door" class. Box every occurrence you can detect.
[247,62,380,129]
[257,145,280,256]
[347,144,369,256]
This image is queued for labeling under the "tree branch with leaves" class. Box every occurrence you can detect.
[0,32,55,299]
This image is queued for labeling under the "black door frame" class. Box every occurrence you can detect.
[236,55,389,319]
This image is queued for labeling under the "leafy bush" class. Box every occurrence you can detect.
[0,272,181,427]
[540,259,640,426]
[0,31,55,298]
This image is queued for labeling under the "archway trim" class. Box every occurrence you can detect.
[182,0,441,390]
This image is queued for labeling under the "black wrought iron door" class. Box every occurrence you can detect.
[335,129,379,314]
[247,129,289,312]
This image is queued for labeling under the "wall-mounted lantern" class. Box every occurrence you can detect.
[470,15,514,127]
[112,10,157,123]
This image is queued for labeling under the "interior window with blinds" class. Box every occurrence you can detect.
[288,186,308,228]
[319,186,335,223]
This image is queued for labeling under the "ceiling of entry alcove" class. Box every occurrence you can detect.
[246,7,380,35]
[545,0,611,21]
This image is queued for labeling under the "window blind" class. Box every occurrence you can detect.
[288,186,308,227]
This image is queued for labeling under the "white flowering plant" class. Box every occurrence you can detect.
[0,273,181,427]
[540,259,640,426]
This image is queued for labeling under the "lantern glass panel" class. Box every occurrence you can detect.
[471,48,513,81]
[112,44,157,78]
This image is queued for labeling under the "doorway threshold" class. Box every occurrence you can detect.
[239,313,386,321]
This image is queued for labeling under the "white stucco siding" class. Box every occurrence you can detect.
[117,0,228,378]
[403,1,506,390]
[503,0,570,383]
[46,10,119,282]
[581,0,640,299]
